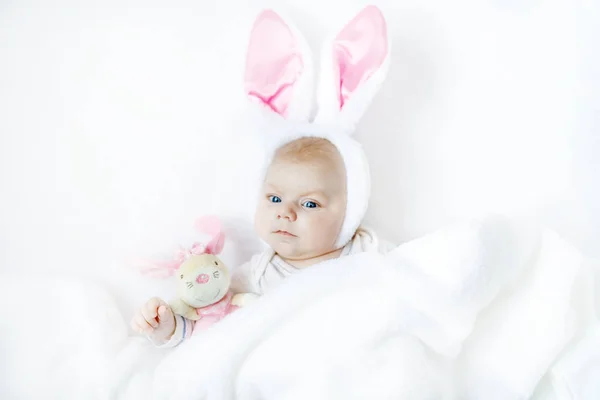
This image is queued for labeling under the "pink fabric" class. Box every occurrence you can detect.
[195,215,224,255]
[138,242,209,278]
[136,215,225,278]
[174,242,206,262]
[332,5,388,109]
[192,291,240,331]
[196,273,210,284]
[135,259,182,279]
[244,9,304,117]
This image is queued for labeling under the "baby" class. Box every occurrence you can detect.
[131,137,381,346]
[130,2,392,347]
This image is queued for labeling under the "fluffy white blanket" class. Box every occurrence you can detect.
[1,216,598,400]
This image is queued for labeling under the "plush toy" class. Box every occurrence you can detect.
[140,216,257,328]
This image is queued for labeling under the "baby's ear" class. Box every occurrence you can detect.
[243,8,314,122]
[314,5,391,128]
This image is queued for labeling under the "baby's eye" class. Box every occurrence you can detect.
[269,195,282,203]
[213,271,220,279]
[302,201,318,209]
[180,274,184,279]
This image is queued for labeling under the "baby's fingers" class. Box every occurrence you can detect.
[131,314,153,334]
[141,306,159,328]
[157,305,173,321]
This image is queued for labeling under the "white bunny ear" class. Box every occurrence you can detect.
[314,5,390,128]
[244,9,314,122]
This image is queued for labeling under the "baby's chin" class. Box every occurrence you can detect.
[271,242,333,263]
[269,241,302,259]
[262,232,334,261]
[264,238,305,260]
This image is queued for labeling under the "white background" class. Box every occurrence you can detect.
[1,0,598,294]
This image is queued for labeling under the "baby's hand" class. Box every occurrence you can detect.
[131,297,176,341]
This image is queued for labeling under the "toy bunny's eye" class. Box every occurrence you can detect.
[213,271,220,279]
[214,261,218,266]
[180,274,184,279]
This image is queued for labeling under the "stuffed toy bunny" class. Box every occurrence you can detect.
[140,216,257,328]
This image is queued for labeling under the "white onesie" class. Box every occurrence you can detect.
[153,227,390,347]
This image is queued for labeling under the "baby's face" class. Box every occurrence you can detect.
[254,156,347,261]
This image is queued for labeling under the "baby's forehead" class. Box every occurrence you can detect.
[273,137,344,169]
[265,157,346,195]
[264,137,347,192]
[267,159,333,180]
[273,137,340,162]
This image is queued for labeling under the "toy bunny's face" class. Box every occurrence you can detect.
[176,254,231,308]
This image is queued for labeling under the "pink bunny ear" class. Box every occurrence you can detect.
[206,232,225,255]
[333,6,389,109]
[314,5,390,125]
[195,215,222,236]
[244,9,313,121]
[195,215,225,255]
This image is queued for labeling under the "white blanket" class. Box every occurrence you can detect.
[1,216,598,400]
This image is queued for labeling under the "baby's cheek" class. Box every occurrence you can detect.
[253,209,269,236]
[311,216,340,246]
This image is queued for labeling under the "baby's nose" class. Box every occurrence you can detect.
[196,274,210,284]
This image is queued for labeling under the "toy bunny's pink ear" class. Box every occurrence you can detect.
[314,5,390,126]
[195,215,222,236]
[195,215,225,255]
[205,232,225,255]
[244,9,313,122]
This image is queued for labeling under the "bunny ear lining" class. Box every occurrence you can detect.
[243,9,313,121]
[330,5,389,110]
[314,5,390,124]
[243,6,390,123]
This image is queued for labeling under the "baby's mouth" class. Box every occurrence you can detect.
[274,230,297,237]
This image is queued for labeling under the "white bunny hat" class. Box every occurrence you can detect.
[243,5,391,248]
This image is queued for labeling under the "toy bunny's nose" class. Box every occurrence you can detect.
[196,274,210,284]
